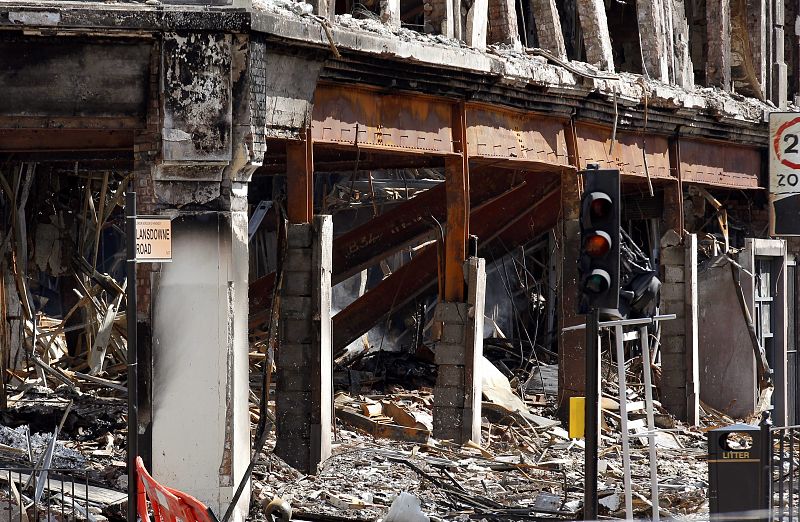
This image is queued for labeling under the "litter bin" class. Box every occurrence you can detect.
[708,422,769,519]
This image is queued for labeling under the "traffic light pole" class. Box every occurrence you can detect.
[583,307,600,520]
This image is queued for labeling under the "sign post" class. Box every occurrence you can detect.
[126,193,172,522]
[769,112,800,236]
[125,192,138,522]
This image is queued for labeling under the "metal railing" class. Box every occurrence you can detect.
[0,467,93,521]
[771,425,800,521]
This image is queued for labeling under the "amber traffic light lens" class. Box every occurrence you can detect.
[584,231,612,258]
[584,269,611,294]
[590,197,612,219]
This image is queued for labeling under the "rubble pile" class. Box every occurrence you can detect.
[0,166,130,520]
[247,348,714,521]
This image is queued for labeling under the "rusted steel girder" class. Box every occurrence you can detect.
[311,84,574,172]
[574,123,672,180]
[312,83,456,155]
[678,138,761,189]
[286,131,314,224]
[443,103,469,302]
[332,177,561,356]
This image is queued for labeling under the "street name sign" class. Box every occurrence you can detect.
[135,217,172,262]
[769,112,800,235]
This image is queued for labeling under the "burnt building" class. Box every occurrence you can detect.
[0,0,796,516]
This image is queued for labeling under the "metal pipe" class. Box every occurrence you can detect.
[583,308,600,520]
[562,314,677,332]
[640,325,660,522]
[615,324,633,519]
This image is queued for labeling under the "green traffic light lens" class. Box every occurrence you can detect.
[584,269,611,294]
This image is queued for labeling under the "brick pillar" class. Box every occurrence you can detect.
[433,257,485,444]
[487,0,521,47]
[275,215,333,473]
[531,0,567,58]
[660,233,699,425]
[576,0,615,71]
[705,0,731,90]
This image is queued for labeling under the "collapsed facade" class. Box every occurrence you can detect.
[0,0,797,517]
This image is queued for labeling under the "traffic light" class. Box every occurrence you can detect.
[578,166,620,312]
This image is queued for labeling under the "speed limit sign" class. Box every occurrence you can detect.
[769,112,800,235]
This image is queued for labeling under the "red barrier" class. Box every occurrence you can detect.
[136,457,216,522]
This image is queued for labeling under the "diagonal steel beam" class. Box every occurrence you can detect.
[331,178,561,355]
[249,169,520,327]
[332,168,518,284]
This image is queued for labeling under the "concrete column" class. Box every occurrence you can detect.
[771,0,788,106]
[746,0,768,92]
[151,187,251,520]
[659,233,699,425]
[309,0,334,21]
[576,0,615,71]
[424,0,454,37]
[275,215,333,474]
[466,0,489,50]
[433,257,485,444]
[672,0,694,89]
[487,0,522,48]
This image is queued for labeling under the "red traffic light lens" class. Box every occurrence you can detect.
[590,197,612,219]
[584,231,612,258]
[584,269,611,294]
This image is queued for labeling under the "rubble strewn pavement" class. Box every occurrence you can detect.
[248,351,714,521]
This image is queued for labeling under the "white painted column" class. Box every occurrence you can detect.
[151,201,250,520]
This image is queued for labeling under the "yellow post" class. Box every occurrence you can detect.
[569,396,586,439]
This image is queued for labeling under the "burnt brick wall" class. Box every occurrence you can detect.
[487,0,519,45]
[133,41,161,318]
[249,36,267,162]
